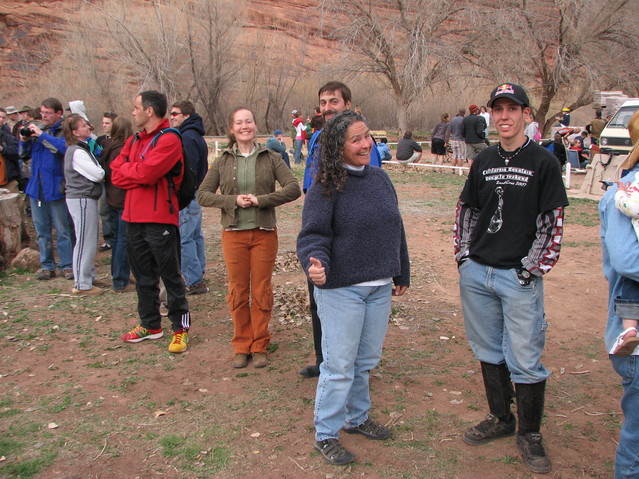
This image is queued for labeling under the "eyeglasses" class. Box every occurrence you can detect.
[170,112,182,117]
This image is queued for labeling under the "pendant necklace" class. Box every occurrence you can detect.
[497,138,530,166]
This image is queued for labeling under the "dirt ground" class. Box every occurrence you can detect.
[0,163,619,479]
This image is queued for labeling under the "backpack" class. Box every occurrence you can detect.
[134,127,196,213]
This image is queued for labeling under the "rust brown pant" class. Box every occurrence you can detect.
[222,228,278,354]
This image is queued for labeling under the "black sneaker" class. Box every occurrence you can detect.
[314,439,355,465]
[463,413,516,446]
[343,418,391,440]
[185,280,208,295]
[517,432,551,474]
[299,364,320,379]
[98,243,112,252]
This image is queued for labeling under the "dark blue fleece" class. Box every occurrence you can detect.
[297,165,410,289]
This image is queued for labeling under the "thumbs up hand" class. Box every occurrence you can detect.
[308,257,326,286]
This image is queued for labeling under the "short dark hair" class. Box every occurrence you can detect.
[172,100,195,116]
[103,112,118,121]
[318,81,352,104]
[29,108,41,120]
[0,108,6,114]
[380,137,388,144]
[41,97,63,113]
[139,90,167,118]
[403,131,413,139]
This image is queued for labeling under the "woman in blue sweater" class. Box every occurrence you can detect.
[297,110,410,466]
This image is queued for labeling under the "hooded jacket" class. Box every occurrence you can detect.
[178,113,209,188]
[110,119,183,226]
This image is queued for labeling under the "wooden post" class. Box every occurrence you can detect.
[0,191,23,264]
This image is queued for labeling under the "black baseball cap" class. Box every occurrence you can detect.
[487,83,530,108]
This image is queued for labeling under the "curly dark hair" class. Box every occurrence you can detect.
[316,110,366,196]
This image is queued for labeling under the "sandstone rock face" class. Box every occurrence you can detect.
[0,0,327,104]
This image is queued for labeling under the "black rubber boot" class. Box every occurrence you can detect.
[515,381,551,474]
[483,362,515,420]
[463,362,516,446]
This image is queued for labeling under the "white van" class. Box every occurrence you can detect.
[599,99,639,153]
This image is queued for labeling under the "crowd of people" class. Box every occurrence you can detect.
[3,79,637,477]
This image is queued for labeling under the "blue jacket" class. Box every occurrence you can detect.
[179,113,209,188]
[303,129,382,193]
[376,143,392,162]
[22,120,67,202]
[298,165,409,289]
[599,166,639,351]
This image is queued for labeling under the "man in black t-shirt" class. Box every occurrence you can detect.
[453,83,568,475]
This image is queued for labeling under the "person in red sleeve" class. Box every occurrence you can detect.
[111,90,191,353]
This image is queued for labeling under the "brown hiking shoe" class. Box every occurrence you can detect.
[252,352,269,368]
[232,354,248,369]
[463,413,516,446]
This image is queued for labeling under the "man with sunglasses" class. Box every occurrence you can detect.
[169,101,209,295]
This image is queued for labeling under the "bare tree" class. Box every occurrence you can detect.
[474,0,639,134]
[181,0,245,135]
[319,0,473,135]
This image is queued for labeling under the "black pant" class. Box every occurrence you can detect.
[307,279,323,365]
[127,222,190,332]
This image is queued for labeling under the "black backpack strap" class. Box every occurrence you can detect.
[151,127,183,214]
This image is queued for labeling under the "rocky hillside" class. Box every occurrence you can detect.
[0,0,331,104]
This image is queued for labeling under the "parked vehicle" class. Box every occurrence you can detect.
[599,99,639,153]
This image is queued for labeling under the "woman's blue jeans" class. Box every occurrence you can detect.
[313,283,392,441]
[610,355,639,479]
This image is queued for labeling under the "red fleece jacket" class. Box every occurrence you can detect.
[111,119,183,226]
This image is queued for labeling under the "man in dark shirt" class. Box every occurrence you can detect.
[454,83,568,474]
[461,104,487,168]
[396,131,423,163]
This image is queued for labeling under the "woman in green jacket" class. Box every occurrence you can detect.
[198,107,301,368]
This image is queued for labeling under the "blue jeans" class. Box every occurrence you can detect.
[610,355,639,478]
[615,277,639,319]
[294,139,303,164]
[30,197,74,271]
[99,191,117,246]
[179,199,206,287]
[280,151,291,168]
[111,209,131,290]
[459,259,549,384]
[313,283,392,441]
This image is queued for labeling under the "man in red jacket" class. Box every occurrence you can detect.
[111,90,191,353]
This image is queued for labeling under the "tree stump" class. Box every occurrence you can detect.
[0,191,23,265]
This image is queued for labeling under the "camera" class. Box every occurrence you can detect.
[19,121,44,139]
